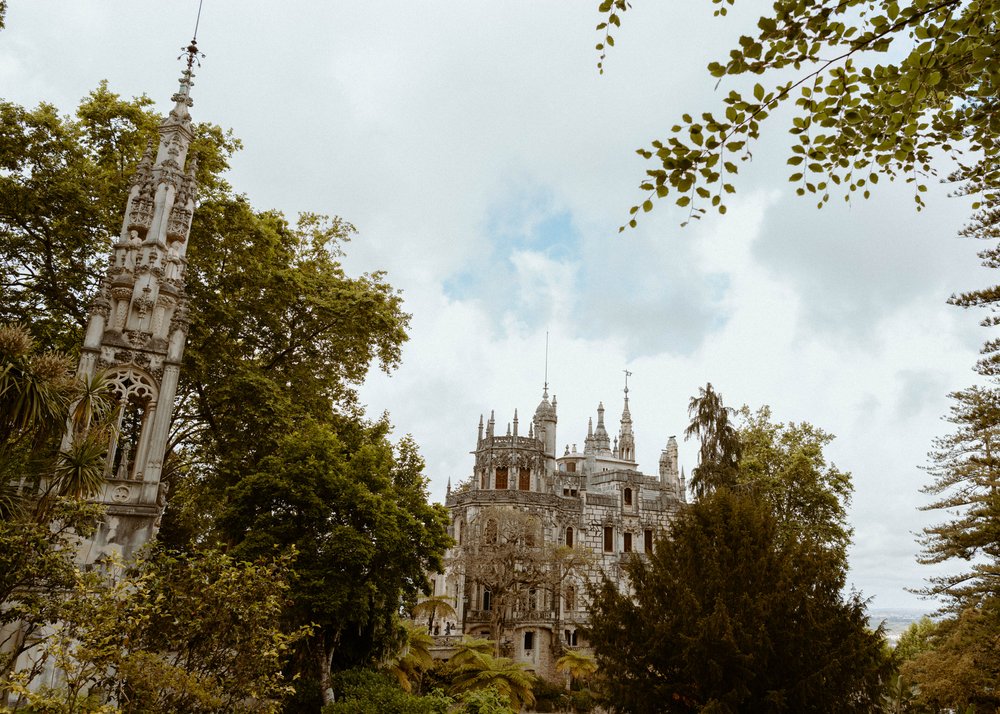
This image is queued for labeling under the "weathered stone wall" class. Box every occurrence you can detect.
[438,416,685,682]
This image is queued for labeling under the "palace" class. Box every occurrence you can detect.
[433,383,687,678]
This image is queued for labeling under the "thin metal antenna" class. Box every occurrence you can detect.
[192,0,204,41]
[543,331,550,396]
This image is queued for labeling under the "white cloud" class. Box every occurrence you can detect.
[2,0,985,610]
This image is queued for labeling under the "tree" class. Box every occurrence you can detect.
[448,653,536,712]
[0,85,450,705]
[736,405,854,568]
[554,649,597,691]
[384,621,435,694]
[3,549,302,713]
[901,598,1000,712]
[323,669,454,714]
[917,385,1000,606]
[217,422,451,703]
[594,0,1000,229]
[412,595,458,633]
[450,506,590,655]
[684,382,740,497]
[586,488,890,713]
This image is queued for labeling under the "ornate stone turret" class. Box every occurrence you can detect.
[532,385,558,472]
[74,43,203,565]
[659,435,683,498]
[592,402,612,455]
[472,403,545,493]
[618,382,635,463]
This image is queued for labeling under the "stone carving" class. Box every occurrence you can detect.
[111,485,130,503]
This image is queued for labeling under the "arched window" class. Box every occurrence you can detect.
[566,526,574,547]
[624,487,633,506]
[565,585,576,612]
[482,589,492,611]
[106,369,157,481]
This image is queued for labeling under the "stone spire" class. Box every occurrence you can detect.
[73,41,204,565]
[618,373,636,463]
[659,435,680,495]
[533,384,558,461]
[593,402,612,454]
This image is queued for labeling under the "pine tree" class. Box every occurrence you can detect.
[587,488,889,713]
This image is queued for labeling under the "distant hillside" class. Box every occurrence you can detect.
[868,607,934,646]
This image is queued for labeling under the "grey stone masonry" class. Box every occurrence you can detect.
[431,386,687,680]
[71,58,201,567]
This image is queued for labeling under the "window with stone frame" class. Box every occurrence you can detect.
[565,584,576,611]
[624,487,633,506]
[483,589,492,611]
[603,526,614,552]
[495,467,509,490]
[518,467,531,490]
[524,631,535,651]
[644,528,654,553]
[566,461,577,473]
[624,532,633,552]
[566,526,574,547]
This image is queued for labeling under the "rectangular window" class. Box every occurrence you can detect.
[624,532,633,552]
[495,467,508,490]
[567,462,577,473]
[519,467,531,491]
[603,526,613,552]
[524,631,534,651]
[644,529,654,553]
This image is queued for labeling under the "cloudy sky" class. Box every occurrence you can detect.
[2,1,989,610]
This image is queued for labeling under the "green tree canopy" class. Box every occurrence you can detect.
[586,488,890,712]
[0,84,450,707]
[684,382,740,498]
[594,0,999,228]
[737,405,854,568]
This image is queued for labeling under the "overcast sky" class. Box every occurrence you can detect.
[2,1,989,610]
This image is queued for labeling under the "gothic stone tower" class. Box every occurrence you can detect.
[74,50,200,564]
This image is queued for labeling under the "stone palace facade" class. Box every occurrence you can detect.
[431,384,687,678]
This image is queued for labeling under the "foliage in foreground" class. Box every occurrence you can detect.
[0,82,452,703]
[898,195,1000,711]
[587,487,890,712]
[2,549,301,713]
[595,0,999,228]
